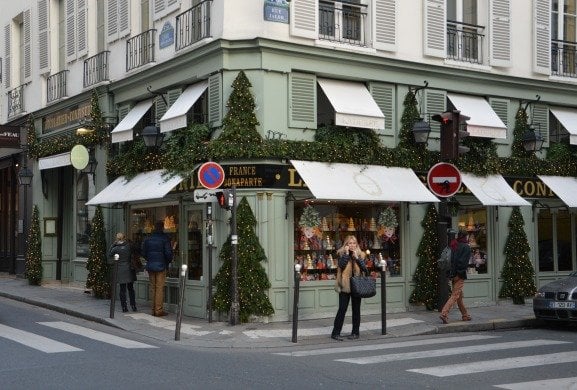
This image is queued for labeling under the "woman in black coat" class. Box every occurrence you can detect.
[108,232,137,312]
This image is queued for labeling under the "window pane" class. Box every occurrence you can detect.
[538,209,554,272]
[557,209,573,271]
[456,207,488,274]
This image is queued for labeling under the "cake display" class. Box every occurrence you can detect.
[347,217,355,231]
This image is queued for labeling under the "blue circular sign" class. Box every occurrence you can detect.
[198,162,225,189]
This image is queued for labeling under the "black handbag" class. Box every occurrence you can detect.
[350,271,376,298]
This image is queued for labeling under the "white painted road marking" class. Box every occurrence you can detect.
[0,323,82,353]
[408,351,577,377]
[494,377,577,389]
[337,339,569,364]
[39,321,157,349]
[275,335,498,357]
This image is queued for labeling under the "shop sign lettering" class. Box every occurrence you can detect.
[43,102,91,133]
[0,126,20,148]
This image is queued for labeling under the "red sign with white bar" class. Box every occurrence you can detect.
[427,162,462,197]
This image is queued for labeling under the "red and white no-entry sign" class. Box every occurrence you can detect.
[427,162,462,197]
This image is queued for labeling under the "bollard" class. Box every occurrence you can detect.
[175,264,188,341]
[110,254,119,319]
[380,258,387,335]
[291,263,301,343]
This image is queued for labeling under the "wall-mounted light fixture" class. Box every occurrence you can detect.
[142,125,164,148]
[411,81,431,145]
[521,95,544,153]
[18,166,33,186]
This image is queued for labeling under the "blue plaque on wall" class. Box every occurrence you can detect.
[159,22,175,49]
[264,0,289,24]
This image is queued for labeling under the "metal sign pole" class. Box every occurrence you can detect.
[109,254,119,319]
[380,259,387,334]
[230,185,240,326]
[291,264,301,343]
[207,204,214,323]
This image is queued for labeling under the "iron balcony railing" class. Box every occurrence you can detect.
[47,70,68,103]
[84,51,110,88]
[447,20,485,64]
[552,39,577,78]
[175,0,212,51]
[319,0,368,46]
[7,84,25,118]
[126,29,156,71]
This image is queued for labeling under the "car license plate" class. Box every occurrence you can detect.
[549,301,576,309]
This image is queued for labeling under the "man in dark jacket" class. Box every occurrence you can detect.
[142,221,173,316]
[439,230,472,324]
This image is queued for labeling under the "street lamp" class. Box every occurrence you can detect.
[522,125,544,153]
[18,166,33,186]
[412,117,431,144]
[141,125,164,148]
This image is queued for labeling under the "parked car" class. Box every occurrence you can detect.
[533,272,577,321]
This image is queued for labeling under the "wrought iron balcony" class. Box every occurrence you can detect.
[176,0,212,51]
[319,0,368,46]
[47,70,68,103]
[126,29,156,71]
[447,20,485,64]
[84,51,110,88]
[552,39,577,78]
[7,84,25,118]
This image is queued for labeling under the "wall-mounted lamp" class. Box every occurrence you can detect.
[521,95,543,153]
[141,125,164,148]
[18,166,33,186]
[411,81,431,144]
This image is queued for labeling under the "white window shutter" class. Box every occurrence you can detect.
[77,0,88,57]
[290,0,318,40]
[423,0,445,58]
[289,72,317,129]
[118,0,130,39]
[4,23,11,89]
[23,9,32,81]
[154,0,166,19]
[490,0,511,67]
[369,83,395,135]
[208,73,222,127]
[38,0,51,74]
[373,0,397,52]
[65,0,76,62]
[107,0,119,42]
[533,0,551,75]
[489,98,509,128]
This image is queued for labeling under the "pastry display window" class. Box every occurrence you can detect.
[75,172,95,258]
[456,207,488,274]
[294,202,401,281]
[129,204,180,277]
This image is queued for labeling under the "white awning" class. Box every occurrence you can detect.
[317,78,385,130]
[159,81,208,133]
[110,99,154,143]
[86,169,183,205]
[549,107,577,145]
[290,160,439,203]
[538,175,577,207]
[461,173,530,206]
[38,152,71,170]
[447,94,507,139]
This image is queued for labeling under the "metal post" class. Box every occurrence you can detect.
[175,264,188,341]
[437,198,450,311]
[230,185,240,326]
[206,205,214,323]
[291,263,302,343]
[380,259,387,335]
[109,254,119,319]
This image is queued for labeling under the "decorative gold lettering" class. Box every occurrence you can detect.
[288,168,304,188]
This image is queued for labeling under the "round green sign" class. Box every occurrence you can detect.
[70,144,89,170]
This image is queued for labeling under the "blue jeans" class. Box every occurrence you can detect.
[331,292,362,336]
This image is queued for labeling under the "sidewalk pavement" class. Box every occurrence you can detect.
[0,273,538,349]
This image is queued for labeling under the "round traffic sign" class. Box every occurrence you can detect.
[427,162,462,197]
[198,162,225,190]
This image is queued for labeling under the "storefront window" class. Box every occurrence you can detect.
[294,202,401,281]
[76,173,95,258]
[538,209,574,272]
[456,207,488,274]
[129,204,180,277]
[186,209,203,280]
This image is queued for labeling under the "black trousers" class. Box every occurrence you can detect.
[119,282,136,308]
[331,292,362,336]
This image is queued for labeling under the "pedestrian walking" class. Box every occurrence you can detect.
[440,230,472,324]
[108,232,137,313]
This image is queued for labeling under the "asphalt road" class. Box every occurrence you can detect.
[2,297,577,390]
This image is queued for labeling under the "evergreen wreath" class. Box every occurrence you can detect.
[298,205,321,228]
[378,206,398,228]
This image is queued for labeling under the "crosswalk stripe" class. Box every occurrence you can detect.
[39,321,157,349]
[0,323,83,353]
[337,339,569,364]
[495,376,577,389]
[408,351,577,377]
[275,335,498,357]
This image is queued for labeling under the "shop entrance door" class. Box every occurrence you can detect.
[183,205,206,318]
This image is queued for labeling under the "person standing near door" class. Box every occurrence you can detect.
[142,221,173,317]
